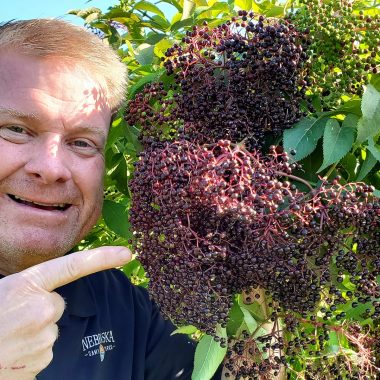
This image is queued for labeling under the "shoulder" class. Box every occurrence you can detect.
[85,267,154,312]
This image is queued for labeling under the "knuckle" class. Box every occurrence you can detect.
[64,256,81,280]
[34,325,59,353]
[38,349,54,371]
[37,301,58,325]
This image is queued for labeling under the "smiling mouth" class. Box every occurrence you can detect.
[7,194,71,211]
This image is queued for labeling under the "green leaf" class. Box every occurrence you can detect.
[128,69,165,98]
[356,84,380,143]
[192,326,227,380]
[157,0,182,12]
[145,32,166,45]
[367,138,380,161]
[318,117,356,172]
[264,5,284,17]
[171,17,194,31]
[134,43,155,66]
[362,84,380,120]
[370,73,380,92]
[194,3,229,18]
[357,150,377,181]
[102,200,132,239]
[356,117,379,144]
[134,1,166,19]
[235,0,262,12]
[149,15,171,30]
[193,6,211,18]
[154,39,173,58]
[283,117,327,161]
[122,259,142,277]
[334,99,362,116]
[227,298,244,336]
[234,0,252,10]
[340,153,358,180]
[171,325,198,335]
[237,298,268,323]
[240,307,258,334]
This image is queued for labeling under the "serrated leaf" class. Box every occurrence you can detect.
[240,307,258,334]
[357,117,380,144]
[367,138,380,161]
[356,84,380,143]
[362,83,380,120]
[192,327,227,380]
[171,325,198,335]
[102,200,132,239]
[283,117,327,161]
[357,150,377,181]
[134,1,166,19]
[318,117,356,172]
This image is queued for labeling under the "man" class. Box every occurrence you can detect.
[0,19,222,380]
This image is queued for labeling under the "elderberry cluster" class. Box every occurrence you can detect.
[130,139,380,324]
[125,13,309,150]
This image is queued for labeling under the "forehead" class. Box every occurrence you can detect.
[0,51,111,125]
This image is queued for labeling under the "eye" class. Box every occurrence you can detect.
[69,138,101,156]
[73,139,92,148]
[0,125,32,143]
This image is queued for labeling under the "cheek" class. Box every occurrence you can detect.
[76,157,105,205]
[0,142,26,181]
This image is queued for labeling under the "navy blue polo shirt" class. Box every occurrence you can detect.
[0,269,223,379]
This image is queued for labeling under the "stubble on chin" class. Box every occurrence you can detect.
[0,233,75,275]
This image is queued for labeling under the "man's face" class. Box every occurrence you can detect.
[0,52,112,274]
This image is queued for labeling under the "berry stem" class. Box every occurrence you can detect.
[274,171,314,192]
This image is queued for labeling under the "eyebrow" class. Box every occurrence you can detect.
[71,125,108,142]
[0,107,40,120]
[0,107,107,139]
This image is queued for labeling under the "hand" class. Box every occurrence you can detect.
[0,246,131,380]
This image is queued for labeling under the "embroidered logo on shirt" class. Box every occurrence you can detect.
[82,330,116,361]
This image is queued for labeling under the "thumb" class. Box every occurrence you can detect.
[19,246,131,292]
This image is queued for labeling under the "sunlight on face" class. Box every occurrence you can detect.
[48,134,60,158]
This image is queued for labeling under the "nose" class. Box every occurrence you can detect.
[24,134,72,184]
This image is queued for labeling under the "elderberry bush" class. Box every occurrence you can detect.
[126,10,380,380]
[289,0,380,108]
[125,12,309,150]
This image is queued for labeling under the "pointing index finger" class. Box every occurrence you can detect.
[22,246,131,292]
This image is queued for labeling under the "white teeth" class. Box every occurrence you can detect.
[13,195,66,208]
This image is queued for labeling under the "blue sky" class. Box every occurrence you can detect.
[1,0,121,25]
